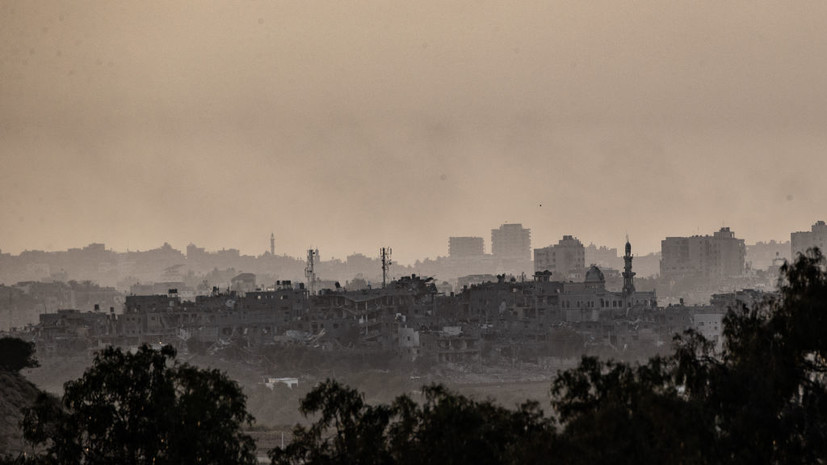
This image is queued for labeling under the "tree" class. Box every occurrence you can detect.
[550,355,712,464]
[703,248,827,464]
[0,337,39,372]
[269,380,556,465]
[552,248,827,464]
[270,379,394,465]
[390,385,553,465]
[22,344,256,465]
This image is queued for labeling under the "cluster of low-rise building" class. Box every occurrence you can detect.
[5,221,824,365]
[23,238,773,365]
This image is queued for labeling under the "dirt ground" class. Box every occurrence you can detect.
[25,351,580,429]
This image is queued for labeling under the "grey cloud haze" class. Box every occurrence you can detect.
[2,1,825,263]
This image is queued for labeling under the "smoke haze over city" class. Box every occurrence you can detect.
[2,1,826,264]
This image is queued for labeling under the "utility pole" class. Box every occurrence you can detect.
[380,247,392,288]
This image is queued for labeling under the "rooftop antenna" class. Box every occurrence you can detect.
[381,247,393,288]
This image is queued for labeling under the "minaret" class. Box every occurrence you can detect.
[270,233,275,255]
[622,237,636,296]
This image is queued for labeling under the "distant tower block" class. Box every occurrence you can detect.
[305,249,317,295]
[491,223,531,261]
[270,233,275,255]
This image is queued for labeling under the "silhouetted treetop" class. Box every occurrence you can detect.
[22,344,256,465]
[0,337,39,373]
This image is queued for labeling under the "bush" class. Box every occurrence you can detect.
[0,338,39,372]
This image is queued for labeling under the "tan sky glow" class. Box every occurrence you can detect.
[2,1,826,263]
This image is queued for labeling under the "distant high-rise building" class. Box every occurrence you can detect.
[584,243,621,270]
[448,237,485,258]
[491,224,531,261]
[746,240,790,271]
[534,235,585,279]
[791,220,827,258]
[186,243,205,258]
[660,227,745,279]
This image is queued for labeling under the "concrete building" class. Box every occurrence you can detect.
[559,265,657,322]
[231,273,257,294]
[36,309,116,353]
[448,237,485,258]
[491,224,531,261]
[746,240,791,271]
[420,327,481,363]
[660,227,746,280]
[692,311,725,352]
[230,273,256,293]
[585,243,621,270]
[791,220,827,258]
[457,274,499,289]
[710,289,768,312]
[534,235,586,280]
[463,273,564,326]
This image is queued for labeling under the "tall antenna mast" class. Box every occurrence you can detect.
[381,247,392,288]
[305,249,317,295]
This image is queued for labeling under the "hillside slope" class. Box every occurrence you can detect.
[0,371,41,456]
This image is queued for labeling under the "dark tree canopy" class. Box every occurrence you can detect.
[551,248,827,465]
[270,379,554,465]
[0,337,39,372]
[22,344,256,465]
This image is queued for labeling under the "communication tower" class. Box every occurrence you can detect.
[380,247,392,288]
[305,249,318,295]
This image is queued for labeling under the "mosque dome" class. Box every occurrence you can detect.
[585,265,605,284]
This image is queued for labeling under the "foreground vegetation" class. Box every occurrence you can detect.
[4,249,827,464]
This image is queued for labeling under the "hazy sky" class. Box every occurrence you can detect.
[2,1,826,264]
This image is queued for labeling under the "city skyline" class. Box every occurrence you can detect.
[3,1,826,264]
[0,221,805,266]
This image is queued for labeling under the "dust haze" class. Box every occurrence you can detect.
[2,1,825,263]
